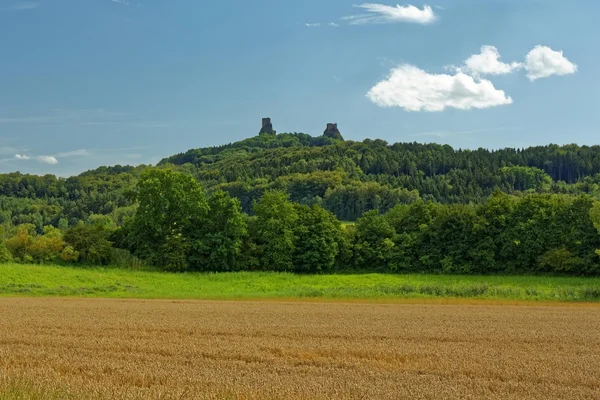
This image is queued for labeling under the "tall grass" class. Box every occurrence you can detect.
[1,263,599,302]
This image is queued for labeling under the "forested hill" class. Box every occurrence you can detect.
[156,132,600,218]
[3,132,600,227]
[162,132,600,186]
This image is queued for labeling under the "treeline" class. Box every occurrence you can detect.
[4,169,599,275]
[4,132,600,236]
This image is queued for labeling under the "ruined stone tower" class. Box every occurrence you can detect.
[323,123,344,141]
[259,118,276,135]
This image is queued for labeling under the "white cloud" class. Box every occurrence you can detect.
[37,156,59,165]
[305,22,339,28]
[111,0,131,4]
[456,45,523,76]
[55,149,90,158]
[10,150,86,165]
[343,4,437,25]
[367,64,513,112]
[525,45,578,81]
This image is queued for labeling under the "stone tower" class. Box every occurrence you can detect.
[323,123,344,141]
[259,118,276,135]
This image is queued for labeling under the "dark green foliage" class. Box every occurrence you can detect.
[252,191,299,272]
[64,224,113,265]
[292,204,343,273]
[191,190,247,271]
[2,132,600,275]
[358,194,600,276]
[124,169,209,271]
[354,210,396,272]
[6,134,600,226]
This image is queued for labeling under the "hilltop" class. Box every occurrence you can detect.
[2,121,600,226]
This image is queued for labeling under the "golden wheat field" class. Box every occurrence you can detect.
[1,299,600,400]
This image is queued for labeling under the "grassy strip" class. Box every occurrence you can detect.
[0,263,600,302]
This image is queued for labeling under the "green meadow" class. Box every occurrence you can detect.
[1,263,600,302]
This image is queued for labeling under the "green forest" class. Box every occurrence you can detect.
[3,131,600,275]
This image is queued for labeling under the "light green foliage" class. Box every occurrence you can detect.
[0,241,11,263]
[4,225,35,262]
[88,214,117,231]
[4,224,71,264]
[499,166,553,192]
[109,248,144,270]
[60,245,79,263]
[27,226,67,263]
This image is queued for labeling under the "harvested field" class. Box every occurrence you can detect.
[1,299,600,399]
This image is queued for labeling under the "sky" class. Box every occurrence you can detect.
[0,0,596,176]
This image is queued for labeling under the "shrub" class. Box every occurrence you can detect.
[64,225,113,265]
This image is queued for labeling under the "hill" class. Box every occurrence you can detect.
[3,129,600,226]
[3,128,600,276]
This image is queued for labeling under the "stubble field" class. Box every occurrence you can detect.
[1,298,599,399]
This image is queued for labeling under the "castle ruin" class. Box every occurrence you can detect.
[258,118,343,140]
[323,123,344,140]
[259,118,276,135]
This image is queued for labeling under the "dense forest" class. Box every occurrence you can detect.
[2,131,600,275]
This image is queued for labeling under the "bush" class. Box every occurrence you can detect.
[0,241,12,263]
[5,225,35,262]
[60,246,79,263]
[64,225,113,265]
[110,248,144,270]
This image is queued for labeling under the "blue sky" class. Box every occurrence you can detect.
[0,0,595,176]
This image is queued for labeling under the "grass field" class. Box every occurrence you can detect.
[1,263,600,302]
[1,298,599,399]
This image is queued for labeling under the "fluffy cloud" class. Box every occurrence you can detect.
[367,44,578,112]
[525,45,578,81]
[367,65,513,112]
[9,149,88,166]
[343,3,437,25]
[458,45,523,76]
[37,156,59,165]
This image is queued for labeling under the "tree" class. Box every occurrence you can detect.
[293,204,343,273]
[64,224,112,265]
[28,226,67,264]
[252,191,298,271]
[5,224,35,263]
[590,201,600,234]
[353,210,395,272]
[191,190,247,271]
[125,169,209,271]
